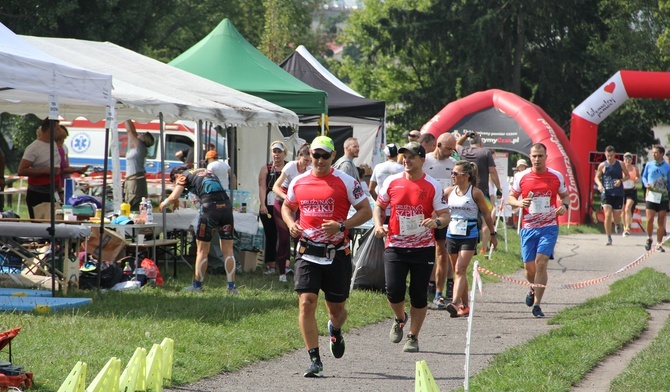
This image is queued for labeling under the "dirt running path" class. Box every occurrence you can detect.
[166,232,670,392]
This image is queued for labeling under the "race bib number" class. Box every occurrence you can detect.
[266,191,276,205]
[399,214,425,236]
[529,196,551,214]
[646,190,662,204]
[448,219,468,236]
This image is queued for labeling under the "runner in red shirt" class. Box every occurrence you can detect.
[282,135,371,378]
[374,141,450,353]
[508,143,570,318]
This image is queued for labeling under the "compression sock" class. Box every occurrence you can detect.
[308,348,321,363]
[192,280,202,288]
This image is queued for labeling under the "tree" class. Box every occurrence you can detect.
[338,0,670,154]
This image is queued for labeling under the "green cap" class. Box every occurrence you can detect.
[311,135,335,153]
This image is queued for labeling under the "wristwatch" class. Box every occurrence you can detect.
[435,219,442,228]
[339,222,346,232]
[562,202,569,209]
[491,232,497,236]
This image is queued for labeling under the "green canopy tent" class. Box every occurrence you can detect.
[169,18,327,116]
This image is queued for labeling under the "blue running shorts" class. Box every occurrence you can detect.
[520,225,559,263]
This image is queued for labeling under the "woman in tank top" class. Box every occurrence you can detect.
[258,141,287,276]
[621,152,640,236]
[443,160,497,318]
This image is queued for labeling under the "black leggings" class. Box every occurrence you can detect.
[26,190,52,219]
[260,204,277,264]
[384,247,435,309]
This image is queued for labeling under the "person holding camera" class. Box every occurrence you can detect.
[456,131,502,254]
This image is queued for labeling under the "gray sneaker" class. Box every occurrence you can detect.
[428,296,445,310]
[389,312,408,343]
[402,334,419,352]
[183,284,202,292]
[227,286,239,295]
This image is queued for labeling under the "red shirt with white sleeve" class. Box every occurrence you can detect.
[511,168,567,229]
[377,172,448,248]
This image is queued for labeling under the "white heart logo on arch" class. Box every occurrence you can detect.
[573,71,629,125]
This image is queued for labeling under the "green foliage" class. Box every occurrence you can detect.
[463,268,670,391]
[0,114,41,172]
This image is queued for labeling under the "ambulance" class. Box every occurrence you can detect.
[63,118,226,179]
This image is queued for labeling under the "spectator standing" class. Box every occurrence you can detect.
[444,160,497,318]
[594,146,628,245]
[18,118,61,219]
[407,130,421,143]
[282,135,371,377]
[161,166,237,293]
[508,143,570,318]
[621,152,639,236]
[418,133,436,154]
[333,137,361,181]
[640,145,670,251]
[258,141,287,274]
[456,131,502,253]
[123,120,154,211]
[175,148,194,168]
[206,150,233,190]
[373,141,450,353]
[369,144,403,201]
[272,142,312,282]
[422,133,457,309]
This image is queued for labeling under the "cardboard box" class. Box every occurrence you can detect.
[87,227,126,262]
[240,251,258,272]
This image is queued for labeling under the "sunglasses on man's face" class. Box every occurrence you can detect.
[311,151,332,160]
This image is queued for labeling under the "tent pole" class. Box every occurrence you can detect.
[196,120,202,168]
[48,117,57,297]
[160,113,166,240]
[97,106,113,290]
[266,124,272,164]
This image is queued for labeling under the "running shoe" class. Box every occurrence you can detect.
[183,284,202,292]
[227,286,239,295]
[263,267,275,275]
[457,304,470,317]
[658,246,666,253]
[429,296,445,310]
[403,334,419,352]
[645,238,653,251]
[304,359,323,378]
[525,288,535,307]
[605,236,612,246]
[623,229,630,237]
[532,304,544,318]
[279,274,287,282]
[390,312,408,343]
[445,302,459,318]
[328,320,345,359]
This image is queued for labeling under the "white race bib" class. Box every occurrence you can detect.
[399,214,425,236]
[448,219,468,236]
[266,191,277,205]
[529,196,551,214]
[646,190,662,204]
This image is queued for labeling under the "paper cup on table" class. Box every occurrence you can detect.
[137,234,145,244]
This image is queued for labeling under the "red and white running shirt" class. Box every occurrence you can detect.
[511,168,567,229]
[285,168,367,245]
[377,172,448,248]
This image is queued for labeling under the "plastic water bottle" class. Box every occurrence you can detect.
[140,197,148,220]
[123,261,133,281]
[145,199,154,223]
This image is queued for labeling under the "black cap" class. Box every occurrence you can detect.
[398,141,426,158]
[384,143,398,157]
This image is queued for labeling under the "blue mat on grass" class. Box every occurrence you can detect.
[0,288,53,297]
[0,296,92,312]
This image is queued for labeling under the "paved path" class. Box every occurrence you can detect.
[166,232,670,392]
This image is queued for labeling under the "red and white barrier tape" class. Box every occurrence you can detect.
[476,239,667,290]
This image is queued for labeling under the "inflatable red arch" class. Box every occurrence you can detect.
[571,70,670,222]
[421,89,581,224]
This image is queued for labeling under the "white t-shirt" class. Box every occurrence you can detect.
[370,160,403,196]
[280,160,311,191]
[422,154,456,189]
[207,160,231,189]
[23,139,61,171]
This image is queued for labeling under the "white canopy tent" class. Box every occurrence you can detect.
[0,22,114,296]
[23,36,299,205]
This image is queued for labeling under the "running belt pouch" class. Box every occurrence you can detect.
[299,240,337,258]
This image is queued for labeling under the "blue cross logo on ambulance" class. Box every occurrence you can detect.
[71,132,91,154]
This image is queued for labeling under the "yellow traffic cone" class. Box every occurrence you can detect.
[160,338,174,382]
[86,357,121,392]
[415,360,440,392]
[119,347,147,392]
[57,361,87,392]
[146,343,163,392]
